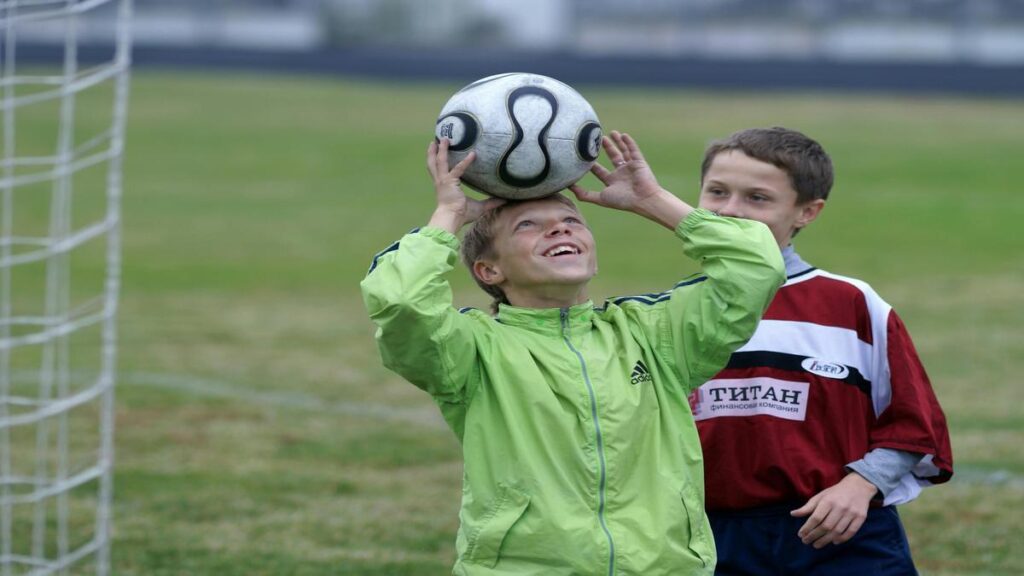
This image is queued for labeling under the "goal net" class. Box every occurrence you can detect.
[1,1,131,574]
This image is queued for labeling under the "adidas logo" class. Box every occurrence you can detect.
[631,360,653,385]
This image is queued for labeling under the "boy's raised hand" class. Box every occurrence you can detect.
[570,132,662,210]
[427,139,504,234]
[570,131,693,230]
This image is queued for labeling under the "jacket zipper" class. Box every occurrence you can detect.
[561,307,616,576]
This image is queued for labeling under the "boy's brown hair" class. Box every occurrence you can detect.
[701,127,834,205]
[461,194,580,314]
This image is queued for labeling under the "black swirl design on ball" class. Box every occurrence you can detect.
[435,112,478,151]
[577,122,602,162]
[499,86,557,188]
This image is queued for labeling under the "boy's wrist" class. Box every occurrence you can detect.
[429,206,467,235]
[843,471,881,500]
[633,189,694,230]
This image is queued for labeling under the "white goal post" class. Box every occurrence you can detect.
[1,1,131,574]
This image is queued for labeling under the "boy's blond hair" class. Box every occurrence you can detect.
[461,194,580,314]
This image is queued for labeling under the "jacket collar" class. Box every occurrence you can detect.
[496,301,595,338]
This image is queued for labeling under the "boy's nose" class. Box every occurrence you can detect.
[716,198,744,218]
[546,222,571,236]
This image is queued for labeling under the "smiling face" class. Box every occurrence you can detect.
[699,150,824,248]
[472,197,597,308]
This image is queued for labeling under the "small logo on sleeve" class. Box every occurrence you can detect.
[631,360,653,385]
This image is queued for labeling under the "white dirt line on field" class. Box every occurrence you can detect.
[949,466,1024,489]
[122,371,447,430]
[335,547,442,563]
[106,372,1024,488]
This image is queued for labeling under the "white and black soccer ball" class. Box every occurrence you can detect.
[434,72,602,200]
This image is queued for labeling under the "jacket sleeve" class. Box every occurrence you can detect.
[360,227,479,404]
[646,209,785,392]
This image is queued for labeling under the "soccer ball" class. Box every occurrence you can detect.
[434,72,602,200]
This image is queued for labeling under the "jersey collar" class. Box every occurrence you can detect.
[782,244,814,278]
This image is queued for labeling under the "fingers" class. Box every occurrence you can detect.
[569,184,599,205]
[807,513,865,548]
[620,132,645,162]
[835,514,867,545]
[430,138,475,180]
[792,477,877,549]
[426,140,439,177]
[435,138,451,177]
[813,503,867,547]
[790,493,819,518]
[590,162,612,184]
[609,131,631,164]
[451,150,476,178]
[465,196,507,224]
[793,494,826,544]
[795,499,868,549]
[796,509,824,540]
[602,130,644,173]
[830,514,856,544]
[602,134,626,168]
[481,197,507,212]
[802,507,841,548]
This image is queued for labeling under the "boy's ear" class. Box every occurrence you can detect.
[796,199,826,229]
[473,259,505,286]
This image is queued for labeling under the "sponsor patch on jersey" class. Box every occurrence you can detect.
[800,358,850,380]
[690,377,810,422]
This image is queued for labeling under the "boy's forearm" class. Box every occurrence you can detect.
[429,206,467,235]
[669,212,785,384]
[632,189,694,230]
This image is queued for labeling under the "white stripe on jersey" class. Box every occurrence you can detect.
[735,319,875,378]
[740,269,897,418]
[814,270,894,418]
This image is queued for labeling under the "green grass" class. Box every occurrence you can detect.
[9,70,1024,574]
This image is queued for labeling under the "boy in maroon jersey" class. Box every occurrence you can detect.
[689,127,953,575]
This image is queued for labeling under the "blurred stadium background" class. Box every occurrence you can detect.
[15,0,1024,94]
[21,0,1024,59]
[5,1,1023,575]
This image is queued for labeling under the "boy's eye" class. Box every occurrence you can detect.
[565,216,582,225]
[749,194,768,202]
[707,188,726,197]
[514,220,534,230]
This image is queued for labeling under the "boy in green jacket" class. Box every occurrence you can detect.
[361,132,785,575]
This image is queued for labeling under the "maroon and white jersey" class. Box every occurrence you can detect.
[690,262,953,511]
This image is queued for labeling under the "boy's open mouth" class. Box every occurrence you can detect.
[542,243,581,257]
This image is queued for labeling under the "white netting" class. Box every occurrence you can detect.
[1,1,130,574]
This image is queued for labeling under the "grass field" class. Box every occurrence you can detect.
[13,70,1024,574]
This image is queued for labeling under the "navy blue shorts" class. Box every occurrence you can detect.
[708,504,918,576]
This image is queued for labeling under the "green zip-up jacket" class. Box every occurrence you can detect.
[361,209,784,575]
